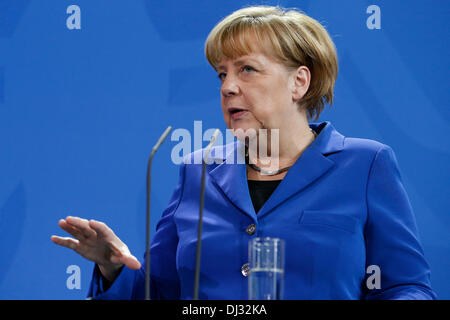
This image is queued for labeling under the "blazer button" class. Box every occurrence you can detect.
[246,224,256,235]
[241,263,250,277]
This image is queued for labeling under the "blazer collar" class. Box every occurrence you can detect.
[208,121,345,219]
[309,121,345,155]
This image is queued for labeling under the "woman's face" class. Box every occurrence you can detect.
[216,52,302,136]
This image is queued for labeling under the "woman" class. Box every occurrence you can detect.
[51,6,436,299]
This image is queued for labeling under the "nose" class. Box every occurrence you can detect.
[221,74,240,97]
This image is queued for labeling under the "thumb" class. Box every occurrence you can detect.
[121,254,141,270]
[108,242,139,269]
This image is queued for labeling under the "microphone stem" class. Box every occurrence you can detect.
[145,152,154,300]
[145,125,172,301]
[193,129,219,300]
[193,159,206,300]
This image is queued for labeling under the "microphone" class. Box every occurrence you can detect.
[145,126,172,300]
[193,129,221,300]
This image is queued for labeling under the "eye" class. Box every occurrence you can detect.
[242,65,256,73]
[217,72,226,81]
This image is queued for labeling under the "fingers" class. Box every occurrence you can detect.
[88,219,114,239]
[65,216,97,239]
[51,235,80,250]
[58,219,87,241]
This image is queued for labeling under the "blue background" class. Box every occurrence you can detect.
[0,0,448,299]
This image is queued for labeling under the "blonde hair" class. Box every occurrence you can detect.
[205,6,338,120]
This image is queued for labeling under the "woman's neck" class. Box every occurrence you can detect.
[246,118,316,181]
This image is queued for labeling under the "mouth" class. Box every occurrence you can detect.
[228,107,248,120]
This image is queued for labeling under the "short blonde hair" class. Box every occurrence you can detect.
[205,6,338,120]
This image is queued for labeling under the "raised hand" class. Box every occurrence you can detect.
[51,216,141,281]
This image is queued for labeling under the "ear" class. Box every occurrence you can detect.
[291,66,311,102]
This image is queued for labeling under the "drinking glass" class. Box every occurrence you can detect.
[248,237,285,300]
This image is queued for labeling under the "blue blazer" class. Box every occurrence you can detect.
[88,121,436,300]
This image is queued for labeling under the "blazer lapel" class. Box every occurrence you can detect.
[258,122,345,217]
[209,141,257,220]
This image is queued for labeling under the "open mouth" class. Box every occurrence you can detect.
[228,108,248,119]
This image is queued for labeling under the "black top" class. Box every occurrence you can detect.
[247,180,282,213]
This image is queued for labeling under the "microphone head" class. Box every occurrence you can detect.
[151,126,172,156]
[204,129,221,163]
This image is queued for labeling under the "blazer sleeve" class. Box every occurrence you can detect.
[87,163,185,300]
[362,145,437,300]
